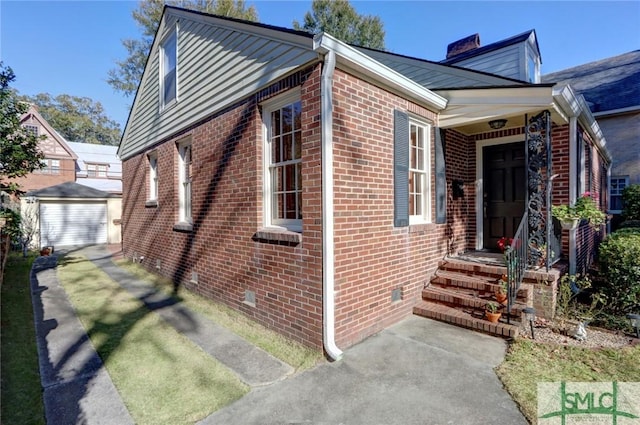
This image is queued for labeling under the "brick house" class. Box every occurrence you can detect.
[543,50,640,225]
[1,105,123,248]
[118,7,610,357]
[16,104,78,193]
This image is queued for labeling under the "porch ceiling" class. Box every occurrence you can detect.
[435,86,567,134]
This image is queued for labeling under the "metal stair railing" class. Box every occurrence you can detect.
[505,211,528,324]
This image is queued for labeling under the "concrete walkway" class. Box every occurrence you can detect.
[30,244,527,425]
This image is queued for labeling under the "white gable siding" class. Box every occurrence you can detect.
[447,44,523,81]
[120,12,317,159]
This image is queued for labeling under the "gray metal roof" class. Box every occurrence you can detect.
[542,50,640,113]
[26,182,116,199]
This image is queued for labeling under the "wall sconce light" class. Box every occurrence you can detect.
[627,313,640,338]
[488,119,508,130]
[522,307,536,339]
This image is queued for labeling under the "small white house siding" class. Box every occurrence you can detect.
[449,44,522,81]
[120,8,318,160]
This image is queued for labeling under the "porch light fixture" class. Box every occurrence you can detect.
[488,119,508,130]
[626,313,640,338]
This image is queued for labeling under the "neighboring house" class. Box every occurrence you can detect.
[67,141,122,194]
[14,104,78,193]
[5,105,123,247]
[118,7,610,355]
[543,51,640,221]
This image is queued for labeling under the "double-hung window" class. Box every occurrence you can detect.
[178,142,192,224]
[610,176,628,213]
[394,110,432,227]
[263,92,302,231]
[87,163,108,178]
[161,27,177,109]
[409,119,431,224]
[148,152,158,202]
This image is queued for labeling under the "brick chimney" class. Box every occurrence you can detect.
[446,33,480,59]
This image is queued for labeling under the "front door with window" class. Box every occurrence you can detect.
[483,142,525,250]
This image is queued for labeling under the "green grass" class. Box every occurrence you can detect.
[115,259,323,371]
[57,255,249,425]
[1,252,46,425]
[496,339,640,423]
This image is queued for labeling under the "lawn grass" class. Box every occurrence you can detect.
[496,339,640,423]
[114,259,323,371]
[57,255,249,425]
[0,252,46,425]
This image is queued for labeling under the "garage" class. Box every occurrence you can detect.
[40,201,107,246]
[25,182,121,248]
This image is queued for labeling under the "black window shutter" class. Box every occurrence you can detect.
[394,110,409,227]
[435,128,447,224]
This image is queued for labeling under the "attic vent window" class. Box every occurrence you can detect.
[24,124,39,137]
[161,27,177,109]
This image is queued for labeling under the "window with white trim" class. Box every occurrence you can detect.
[160,27,177,109]
[409,119,431,224]
[87,163,108,178]
[263,92,302,231]
[148,152,158,201]
[177,142,192,224]
[610,176,628,213]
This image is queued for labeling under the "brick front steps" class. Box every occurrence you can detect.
[413,257,536,339]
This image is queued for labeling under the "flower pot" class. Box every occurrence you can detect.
[560,218,579,230]
[495,292,508,305]
[485,311,501,323]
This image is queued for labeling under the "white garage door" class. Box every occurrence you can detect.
[40,201,107,247]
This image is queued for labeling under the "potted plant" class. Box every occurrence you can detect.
[495,275,508,305]
[552,192,606,230]
[497,236,513,253]
[485,301,502,323]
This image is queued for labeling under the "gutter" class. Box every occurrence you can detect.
[318,48,343,361]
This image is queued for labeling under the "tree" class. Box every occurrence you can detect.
[23,93,122,146]
[108,0,259,97]
[0,62,45,194]
[293,0,385,50]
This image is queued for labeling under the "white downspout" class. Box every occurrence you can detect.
[569,116,578,274]
[320,50,343,361]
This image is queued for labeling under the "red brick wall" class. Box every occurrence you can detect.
[122,67,325,348]
[122,65,476,350]
[330,70,470,347]
[8,158,76,193]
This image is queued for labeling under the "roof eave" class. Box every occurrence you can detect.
[553,84,611,163]
[313,33,447,111]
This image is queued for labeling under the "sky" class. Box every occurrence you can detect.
[1,1,639,132]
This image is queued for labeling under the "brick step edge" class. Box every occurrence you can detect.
[413,300,519,339]
[431,270,529,300]
[438,258,560,284]
[422,286,527,317]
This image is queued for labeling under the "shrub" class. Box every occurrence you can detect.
[622,184,640,220]
[619,219,640,229]
[597,230,640,314]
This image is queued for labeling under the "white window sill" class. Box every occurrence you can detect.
[173,222,193,232]
[253,227,302,245]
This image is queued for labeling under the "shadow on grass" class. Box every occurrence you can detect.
[30,249,201,424]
